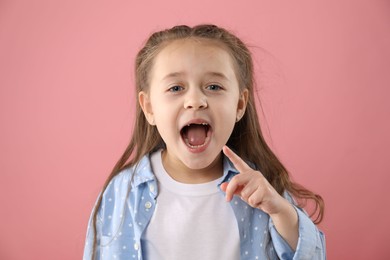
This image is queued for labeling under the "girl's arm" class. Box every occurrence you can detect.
[221,146,299,249]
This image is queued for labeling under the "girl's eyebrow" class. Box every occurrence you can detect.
[205,72,229,81]
[162,71,230,81]
[162,72,186,81]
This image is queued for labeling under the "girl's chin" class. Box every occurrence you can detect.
[181,150,223,170]
[163,147,222,170]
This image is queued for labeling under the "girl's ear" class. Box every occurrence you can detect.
[236,89,249,122]
[139,91,155,125]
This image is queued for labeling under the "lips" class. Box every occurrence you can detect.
[180,119,212,152]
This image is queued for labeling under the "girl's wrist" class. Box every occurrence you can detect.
[269,198,299,250]
[269,198,297,222]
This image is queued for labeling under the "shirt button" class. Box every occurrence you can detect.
[134,243,139,251]
[149,185,155,192]
[145,201,152,209]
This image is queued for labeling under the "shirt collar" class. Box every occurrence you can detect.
[132,154,156,185]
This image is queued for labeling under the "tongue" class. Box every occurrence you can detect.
[186,125,207,146]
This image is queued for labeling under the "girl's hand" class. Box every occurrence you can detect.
[220,145,299,250]
[221,146,286,215]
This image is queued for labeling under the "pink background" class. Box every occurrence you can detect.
[1,0,389,259]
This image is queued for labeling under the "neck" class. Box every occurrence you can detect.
[161,150,223,184]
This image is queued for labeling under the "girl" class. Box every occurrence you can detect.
[84,24,326,260]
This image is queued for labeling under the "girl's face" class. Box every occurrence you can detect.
[139,39,248,182]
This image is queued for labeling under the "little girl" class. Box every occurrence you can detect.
[84,24,326,260]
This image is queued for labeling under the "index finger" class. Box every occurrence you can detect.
[222,145,251,173]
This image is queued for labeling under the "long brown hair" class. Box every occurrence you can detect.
[90,24,324,258]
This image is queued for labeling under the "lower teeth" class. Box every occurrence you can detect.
[185,138,207,148]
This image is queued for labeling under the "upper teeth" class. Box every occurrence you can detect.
[187,123,208,126]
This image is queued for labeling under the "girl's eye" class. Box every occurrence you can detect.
[168,86,184,92]
[206,84,222,91]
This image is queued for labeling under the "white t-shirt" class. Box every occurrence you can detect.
[143,150,240,260]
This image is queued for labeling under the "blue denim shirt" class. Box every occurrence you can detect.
[84,153,326,260]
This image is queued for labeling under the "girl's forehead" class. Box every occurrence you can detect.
[151,38,237,78]
[159,38,230,57]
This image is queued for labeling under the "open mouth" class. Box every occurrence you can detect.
[180,123,211,149]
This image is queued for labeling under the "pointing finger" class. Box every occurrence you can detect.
[222,146,251,173]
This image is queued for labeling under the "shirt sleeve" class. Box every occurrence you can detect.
[83,201,103,260]
[269,205,326,260]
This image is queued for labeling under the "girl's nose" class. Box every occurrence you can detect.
[184,92,208,110]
